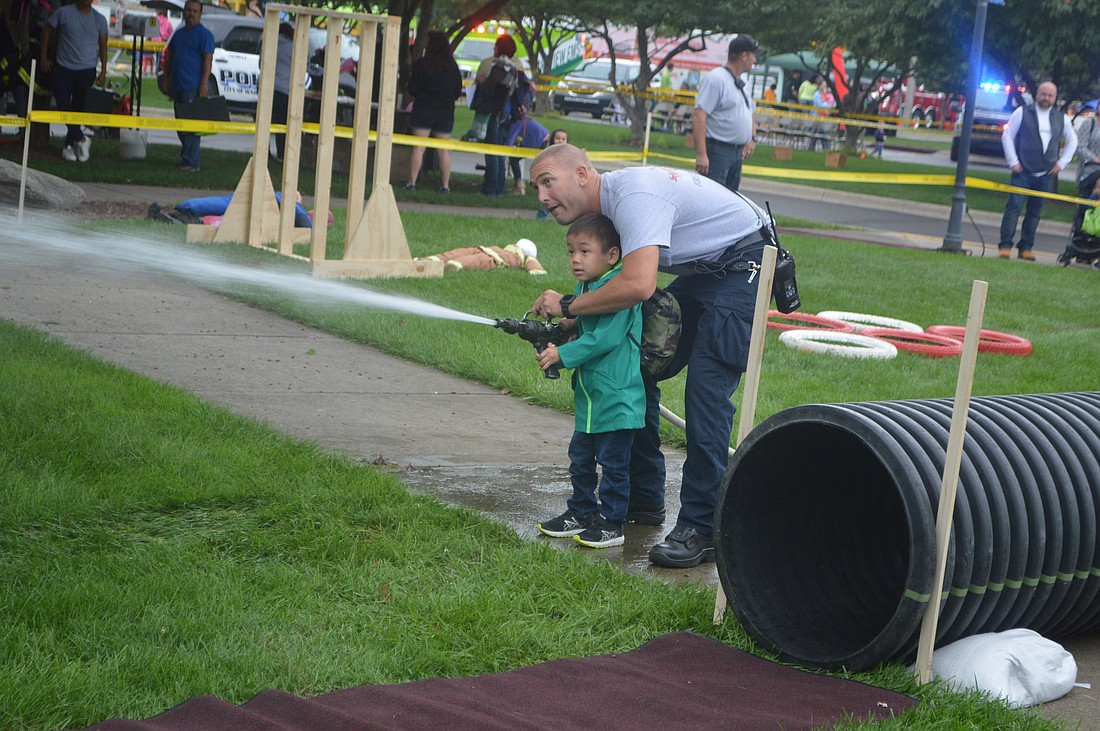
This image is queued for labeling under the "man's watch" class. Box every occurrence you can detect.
[559,294,577,318]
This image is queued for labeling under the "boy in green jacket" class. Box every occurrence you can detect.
[535,214,645,548]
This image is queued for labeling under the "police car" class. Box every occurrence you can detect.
[158,11,360,117]
[199,14,265,116]
[550,58,648,119]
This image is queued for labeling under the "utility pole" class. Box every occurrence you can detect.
[941,0,991,253]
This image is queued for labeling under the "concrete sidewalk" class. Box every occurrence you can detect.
[3,187,1097,727]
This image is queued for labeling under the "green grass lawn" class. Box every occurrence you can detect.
[0,316,1062,731]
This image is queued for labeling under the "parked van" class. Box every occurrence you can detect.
[550,58,649,119]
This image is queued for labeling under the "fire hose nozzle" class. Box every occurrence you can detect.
[493,312,561,379]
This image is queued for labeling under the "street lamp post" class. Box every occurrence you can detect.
[941,0,991,253]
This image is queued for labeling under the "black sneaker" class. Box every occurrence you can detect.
[648,525,714,568]
[626,504,666,525]
[573,515,624,549]
[537,509,591,537]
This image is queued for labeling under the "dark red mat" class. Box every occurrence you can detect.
[82,632,917,730]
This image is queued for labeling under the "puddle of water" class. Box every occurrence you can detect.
[399,461,718,587]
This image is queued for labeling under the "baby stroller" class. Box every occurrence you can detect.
[1058,179,1100,268]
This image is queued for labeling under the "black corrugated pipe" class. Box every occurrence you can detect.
[714,392,1100,672]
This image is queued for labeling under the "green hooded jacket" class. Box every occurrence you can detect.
[556,265,645,434]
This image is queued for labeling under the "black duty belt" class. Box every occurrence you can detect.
[662,228,771,277]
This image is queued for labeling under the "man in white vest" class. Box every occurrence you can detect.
[998,81,1077,260]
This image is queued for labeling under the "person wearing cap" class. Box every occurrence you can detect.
[692,34,761,192]
[417,239,546,274]
[472,34,520,197]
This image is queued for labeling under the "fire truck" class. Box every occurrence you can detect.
[874,78,959,127]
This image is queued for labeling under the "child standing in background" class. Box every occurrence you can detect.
[873,123,886,158]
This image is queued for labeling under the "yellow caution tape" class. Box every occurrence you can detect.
[33,110,256,135]
[108,38,166,52]
[16,108,1098,207]
[646,150,1099,206]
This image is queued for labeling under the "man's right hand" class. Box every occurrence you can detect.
[40,58,52,74]
[695,152,709,176]
[532,290,563,319]
[1011,163,1023,173]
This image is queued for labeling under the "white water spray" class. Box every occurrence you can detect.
[0,213,496,326]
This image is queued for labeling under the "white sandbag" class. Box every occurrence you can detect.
[918,628,1077,707]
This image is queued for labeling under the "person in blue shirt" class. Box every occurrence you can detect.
[162,0,215,172]
[535,213,645,549]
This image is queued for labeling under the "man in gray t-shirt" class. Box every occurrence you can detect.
[41,0,108,162]
[693,34,761,192]
[530,143,774,569]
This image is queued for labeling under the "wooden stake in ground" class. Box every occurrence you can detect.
[914,279,988,684]
[714,244,778,624]
[18,59,36,224]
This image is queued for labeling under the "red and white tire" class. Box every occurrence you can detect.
[817,310,924,333]
[860,327,965,358]
[778,330,898,360]
[767,310,855,333]
[925,325,1033,356]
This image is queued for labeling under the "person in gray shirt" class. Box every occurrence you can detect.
[692,34,761,192]
[530,143,775,568]
[41,0,108,162]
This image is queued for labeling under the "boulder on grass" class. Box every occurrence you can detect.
[0,159,85,210]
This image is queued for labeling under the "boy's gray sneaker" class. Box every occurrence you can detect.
[537,508,591,537]
[573,515,625,549]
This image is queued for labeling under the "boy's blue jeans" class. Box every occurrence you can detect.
[567,429,635,525]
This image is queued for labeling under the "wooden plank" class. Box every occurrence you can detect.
[309,22,345,263]
[278,20,311,256]
[212,157,281,245]
[915,280,988,685]
[344,21,378,246]
[266,3,388,23]
[714,245,778,624]
[371,18,400,190]
[312,259,444,279]
[249,11,280,245]
[17,60,36,224]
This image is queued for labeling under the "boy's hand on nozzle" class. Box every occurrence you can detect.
[537,343,562,371]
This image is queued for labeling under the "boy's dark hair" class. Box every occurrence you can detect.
[568,213,621,255]
[550,128,568,143]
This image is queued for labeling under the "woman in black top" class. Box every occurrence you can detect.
[406,31,464,193]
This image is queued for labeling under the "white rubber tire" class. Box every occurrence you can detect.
[779,330,899,360]
[817,310,924,333]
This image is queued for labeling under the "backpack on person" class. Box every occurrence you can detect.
[461,58,520,142]
[628,288,682,377]
[504,71,534,124]
[472,57,518,116]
